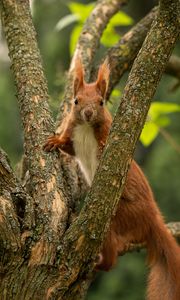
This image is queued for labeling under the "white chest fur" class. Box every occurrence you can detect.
[72,123,98,185]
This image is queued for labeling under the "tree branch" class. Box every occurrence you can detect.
[1,0,69,263]
[105,6,158,98]
[165,55,180,91]
[167,221,180,239]
[166,55,180,79]
[45,0,179,298]
[104,8,180,98]
[120,221,180,255]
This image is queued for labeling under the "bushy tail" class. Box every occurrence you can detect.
[146,220,180,300]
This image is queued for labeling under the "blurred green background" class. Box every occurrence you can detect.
[0,0,179,299]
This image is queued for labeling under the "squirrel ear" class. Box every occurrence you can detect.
[96,59,110,98]
[73,55,84,96]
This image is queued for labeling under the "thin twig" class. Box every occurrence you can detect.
[159,127,180,154]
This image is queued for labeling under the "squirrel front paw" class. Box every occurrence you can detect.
[43,134,62,152]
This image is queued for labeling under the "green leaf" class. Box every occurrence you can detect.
[140,102,180,147]
[55,14,79,31]
[70,25,82,55]
[149,102,180,121]
[107,89,122,114]
[155,115,170,127]
[112,89,121,98]
[140,122,159,146]
[68,2,95,22]
[101,11,133,47]
[109,11,133,26]
[101,26,120,47]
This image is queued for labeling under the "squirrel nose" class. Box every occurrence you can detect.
[84,109,93,119]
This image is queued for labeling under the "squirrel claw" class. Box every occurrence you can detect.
[43,135,61,152]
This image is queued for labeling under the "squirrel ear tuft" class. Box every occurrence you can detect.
[73,55,84,96]
[96,59,110,98]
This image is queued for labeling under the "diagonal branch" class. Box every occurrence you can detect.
[45,0,179,298]
[105,6,158,98]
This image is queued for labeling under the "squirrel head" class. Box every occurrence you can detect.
[72,56,110,125]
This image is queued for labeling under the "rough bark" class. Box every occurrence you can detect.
[0,0,179,299]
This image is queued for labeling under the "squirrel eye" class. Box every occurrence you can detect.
[74,98,78,105]
[100,100,104,106]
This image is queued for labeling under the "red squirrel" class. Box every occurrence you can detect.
[44,57,180,300]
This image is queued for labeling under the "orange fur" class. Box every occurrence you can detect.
[44,57,180,299]
[96,59,110,98]
[73,55,84,96]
